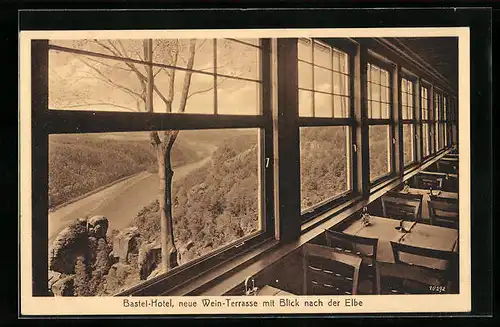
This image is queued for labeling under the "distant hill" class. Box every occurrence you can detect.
[48,133,200,209]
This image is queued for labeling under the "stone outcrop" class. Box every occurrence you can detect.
[49,218,88,275]
[104,262,131,293]
[49,216,114,296]
[51,275,75,296]
[112,226,140,264]
[138,240,161,280]
[87,215,109,238]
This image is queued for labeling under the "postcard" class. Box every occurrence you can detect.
[19,25,470,316]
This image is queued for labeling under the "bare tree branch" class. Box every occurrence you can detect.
[93,40,120,57]
[165,40,179,113]
[75,56,145,101]
[84,56,134,72]
[186,75,229,100]
[178,39,197,114]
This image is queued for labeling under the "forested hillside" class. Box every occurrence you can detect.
[133,132,260,265]
[48,134,199,209]
[300,127,348,211]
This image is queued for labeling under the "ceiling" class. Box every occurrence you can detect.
[391,37,459,91]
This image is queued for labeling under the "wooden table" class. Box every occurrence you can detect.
[401,188,458,220]
[343,216,416,264]
[257,285,294,296]
[399,223,458,270]
[343,216,458,270]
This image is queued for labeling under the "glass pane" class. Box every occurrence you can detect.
[314,42,331,69]
[369,125,391,181]
[155,70,214,114]
[435,123,439,151]
[298,61,313,90]
[217,39,260,81]
[153,39,214,73]
[49,49,147,112]
[342,74,350,96]
[48,129,261,296]
[380,69,389,86]
[401,87,407,109]
[298,38,312,62]
[382,85,389,104]
[217,78,259,115]
[299,90,313,117]
[314,92,332,117]
[338,50,349,74]
[403,124,414,165]
[334,72,349,96]
[334,95,349,118]
[371,65,381,86]
[423,123,429,157]
[300,126,349,212]
[383,103,391,119]
[314,66,332,93]
[370,84,381,119]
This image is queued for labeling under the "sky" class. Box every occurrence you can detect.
[48,39,261,115]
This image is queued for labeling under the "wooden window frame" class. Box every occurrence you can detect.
[31,39,276,296]
[400,72,418,169]
[297,38,359,223]
[420,81,432,160]
[366,55,397,187]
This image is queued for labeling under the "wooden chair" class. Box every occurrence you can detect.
[324,229,380,294]
[383,241,458,294]
[381,193,422,222]
[415,173,444,191]
[437,160,458,175]
[428,197,459,229]
[387,191,424,222]
[301,243,362,295]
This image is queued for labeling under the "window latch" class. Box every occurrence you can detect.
[265,157,271,168]
[392,138,396,145]
[353,144,357,153]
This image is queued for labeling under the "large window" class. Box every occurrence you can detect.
[298,39,350,118]
[298,38,354,217]
[421,85,431,158]
[44,38,271,296]
[367,62,393,183]
[401,77,416,166]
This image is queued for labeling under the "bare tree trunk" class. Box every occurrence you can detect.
[156,143,178,270]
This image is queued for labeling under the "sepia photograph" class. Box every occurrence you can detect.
[19,23,474,315]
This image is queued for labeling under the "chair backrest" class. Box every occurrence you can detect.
[428,197,459,229]
[415,173,444,191]
[302,243,362,295]
[381,193,422,221]
[324,229,378,260]
[436,160,458,175]
[387,191,424,221]
[390,241,458,273]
